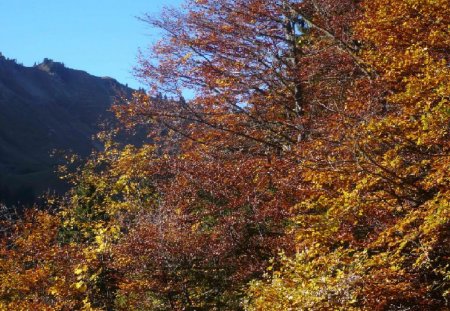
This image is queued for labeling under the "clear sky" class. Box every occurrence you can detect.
[0,0,185,89]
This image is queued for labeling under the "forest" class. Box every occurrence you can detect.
[0,0,448,310]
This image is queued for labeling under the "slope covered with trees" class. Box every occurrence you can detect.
[0,0,448,310]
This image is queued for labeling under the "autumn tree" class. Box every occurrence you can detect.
[110,0,372,308]
[1,0,447,310]
[247,0,449,310]
[0,208,88,310]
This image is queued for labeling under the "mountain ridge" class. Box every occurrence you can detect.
[0,53,134,205]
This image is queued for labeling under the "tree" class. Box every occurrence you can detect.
[0,209,86,310]
[247,0,449,309]
[1,0,447,310]
[112,0,368,308]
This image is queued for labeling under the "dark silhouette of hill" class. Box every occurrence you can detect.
[0,53,134,206]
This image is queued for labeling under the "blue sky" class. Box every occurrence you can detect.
[0,0,185,89]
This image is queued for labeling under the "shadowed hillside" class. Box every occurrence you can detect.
[0,53,133,205]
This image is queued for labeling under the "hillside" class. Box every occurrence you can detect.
[0,54,133,205]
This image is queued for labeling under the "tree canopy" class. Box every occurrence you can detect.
[0,0,448,310]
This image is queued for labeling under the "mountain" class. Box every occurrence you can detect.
[0,53,134,206]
